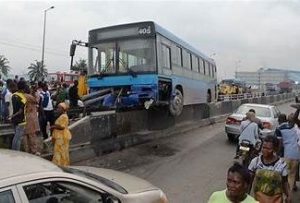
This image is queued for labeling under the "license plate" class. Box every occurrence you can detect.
[239,146,250,151]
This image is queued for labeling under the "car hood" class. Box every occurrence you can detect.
[71,166,158,194]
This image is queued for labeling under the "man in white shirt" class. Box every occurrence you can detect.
[40,83,54,140]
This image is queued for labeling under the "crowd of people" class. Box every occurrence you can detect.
[209,104,300,202]
[0,76,84,167]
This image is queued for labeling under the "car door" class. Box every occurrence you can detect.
[16,178,121,203]
[0,186,22,203]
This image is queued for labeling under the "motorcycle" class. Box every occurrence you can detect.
[238,139,261,167]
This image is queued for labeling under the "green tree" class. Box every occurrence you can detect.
[72,58,87,72]
[28,60,48,82]
[0,55,11,77]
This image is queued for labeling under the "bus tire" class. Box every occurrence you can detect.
[169,88,184,116]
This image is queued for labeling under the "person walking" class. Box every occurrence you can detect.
[248,135,291,203]
[276,113,300,193]
[11,80,27,151]
[208,162,257,203]
[51,102,72,167]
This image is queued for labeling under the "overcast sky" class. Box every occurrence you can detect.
[1,0,300,80]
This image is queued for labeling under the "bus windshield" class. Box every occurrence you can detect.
[90,38,156,75]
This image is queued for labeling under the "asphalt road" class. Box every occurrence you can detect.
[76,102,298,203]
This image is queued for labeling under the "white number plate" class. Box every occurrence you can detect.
[239,146,250,151]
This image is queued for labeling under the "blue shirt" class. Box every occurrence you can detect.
[276,122,300,160]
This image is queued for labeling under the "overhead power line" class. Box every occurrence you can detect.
[0,40,68,57]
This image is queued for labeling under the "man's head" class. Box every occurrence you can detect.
[17,80,27,92]
[8,82,17,93]
[262,135,278,158]
[226,162,251,199]
[278,113,287,124]
[245,112,255,121]
[73,80,78,86]
[248,109,256,114]
[287,113,294,124]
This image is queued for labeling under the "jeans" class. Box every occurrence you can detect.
[12,124,25,151]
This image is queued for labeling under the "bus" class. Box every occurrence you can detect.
[70,21,217,116]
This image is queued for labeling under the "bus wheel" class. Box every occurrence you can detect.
[169,89,184,116]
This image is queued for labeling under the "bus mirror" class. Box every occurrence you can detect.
[70,44,76,57]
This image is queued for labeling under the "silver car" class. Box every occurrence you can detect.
[0,149,168,203]
[225,103,280,141]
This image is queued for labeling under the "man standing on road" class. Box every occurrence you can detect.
[248,135,291,203]
[11,80,27,151]
[208,162,257,203]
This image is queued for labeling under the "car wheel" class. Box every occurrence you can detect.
[227,133,237,142]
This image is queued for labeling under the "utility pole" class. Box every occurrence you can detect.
[41,6,54,68]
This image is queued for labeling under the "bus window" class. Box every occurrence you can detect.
[182,49,191,69]
[192,55,198,72]
[172,46,182,67]
[211,65,214,78]
[203,60,206,75]
[98,42,116,73]
[199,58,204,74]
[162,44,171,69]
[208,63,211,77]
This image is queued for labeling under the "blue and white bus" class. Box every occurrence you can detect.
[73,21,217,116]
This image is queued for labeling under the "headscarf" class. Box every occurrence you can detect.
[58,102,69,112]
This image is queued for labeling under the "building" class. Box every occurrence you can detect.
[235,68,300,90]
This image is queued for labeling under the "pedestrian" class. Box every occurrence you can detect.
[276,113,300,195]
[248,135,291,203]
[68,80,79,108]
[2,79,13,122]
[7,81,18,120]
[51,102,72,167]
[208,162,257,203]
[56,83,68,105]
[235,112,259,159]
[23,85,40,155]
[40,83,54,140]
[11,80,27,151]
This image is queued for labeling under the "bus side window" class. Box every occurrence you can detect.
[203,60,206,75]
[162,44,171,69]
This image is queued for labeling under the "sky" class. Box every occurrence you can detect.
[0,0,300,80]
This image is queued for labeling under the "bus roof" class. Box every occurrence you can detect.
[89,21,214,64]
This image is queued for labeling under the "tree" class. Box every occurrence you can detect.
[0,55,11,77]
[27,60,48,82]
[72,58,87,72]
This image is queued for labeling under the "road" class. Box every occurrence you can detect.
[76,102,298,202]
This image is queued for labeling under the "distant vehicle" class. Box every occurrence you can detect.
[225,103,280,141]
[47,72,79,86]
[277,80,294,93]
[70,21,217,116]
[218,79,247,96]
[0,149,168,203]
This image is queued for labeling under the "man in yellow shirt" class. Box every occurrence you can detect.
[208,163,257,203]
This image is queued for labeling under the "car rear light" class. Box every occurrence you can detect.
[262,121,272,129]
[226,117,240,125]
[159,192,169,203]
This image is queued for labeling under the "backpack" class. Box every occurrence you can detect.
[41,92,50,108]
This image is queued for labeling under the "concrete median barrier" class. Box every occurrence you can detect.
[69,93,295,163]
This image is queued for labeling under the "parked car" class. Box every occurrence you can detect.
[225,103,280,141]
[0,149,168,203]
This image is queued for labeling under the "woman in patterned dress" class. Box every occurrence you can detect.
[51,102,72,167]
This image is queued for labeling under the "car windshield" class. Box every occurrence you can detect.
[235,105,271,117]
[62,167,128,194]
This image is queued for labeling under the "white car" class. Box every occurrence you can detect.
[0,149,168,203]
[225,103,281,141]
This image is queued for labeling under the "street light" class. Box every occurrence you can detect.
[41,6,54,68]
